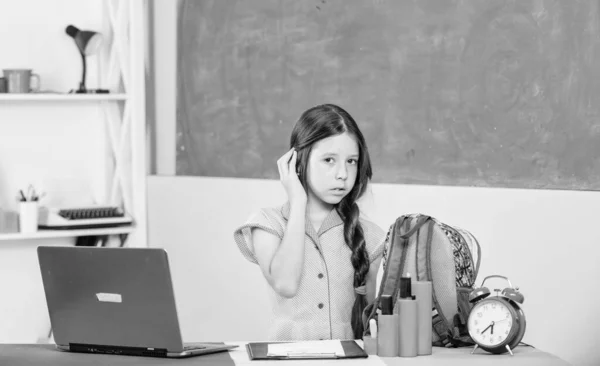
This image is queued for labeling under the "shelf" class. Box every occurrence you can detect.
[0,226,134,241]
[0,93,128,102]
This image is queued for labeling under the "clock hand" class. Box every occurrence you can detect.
[480,323,492,334]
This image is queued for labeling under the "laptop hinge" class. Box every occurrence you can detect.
[69,343,168,358]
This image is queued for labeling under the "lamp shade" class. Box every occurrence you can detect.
[66,25,102,55]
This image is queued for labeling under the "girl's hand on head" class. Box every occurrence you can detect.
[277,148,307,207]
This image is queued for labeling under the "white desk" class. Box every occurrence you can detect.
[0,342,571,365]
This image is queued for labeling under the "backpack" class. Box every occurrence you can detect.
[363,214,482,347]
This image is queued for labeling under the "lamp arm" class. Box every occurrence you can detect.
[78,51,87,93]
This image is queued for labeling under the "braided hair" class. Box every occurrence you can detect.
[290,104,373,339]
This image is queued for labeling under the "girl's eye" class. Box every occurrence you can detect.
[324,158,334,163]
[348,159,357,165]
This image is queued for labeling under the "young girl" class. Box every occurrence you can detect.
[233,104,386,341]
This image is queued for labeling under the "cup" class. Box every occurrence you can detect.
[3,69,40,93]
[363,336,378,355]
[19,201,39,233]
[0,209,19,233]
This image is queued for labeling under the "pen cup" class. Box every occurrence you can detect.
[413,281,433,355]
[19,201,38,233]
[363,337,378,355]
[377,314,398,357]
[397,298,418,357]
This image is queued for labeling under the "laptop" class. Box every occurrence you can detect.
[37,246,238,358]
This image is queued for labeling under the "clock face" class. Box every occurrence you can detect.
[468,298,516,348]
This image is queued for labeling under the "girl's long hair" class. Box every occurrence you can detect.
[290,104,373,339]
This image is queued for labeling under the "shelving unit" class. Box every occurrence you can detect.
[0,94,128,101]
[0,226,134,241]
[0,0,147,247]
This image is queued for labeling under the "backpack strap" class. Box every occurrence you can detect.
[427,220,459,343]
[362,215,431,337]
[419,218,434,281]
[432,311,449,345]
[362,216,408,336]
[389,215,431,302]
[398,215,431,239]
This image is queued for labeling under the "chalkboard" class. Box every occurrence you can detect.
[176,0,600,190]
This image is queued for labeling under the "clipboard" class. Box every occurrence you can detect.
[245,340,368,360]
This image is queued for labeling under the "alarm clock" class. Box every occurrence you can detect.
[467,275,526,355]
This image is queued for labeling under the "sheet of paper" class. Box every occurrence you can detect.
[267,340,346,357]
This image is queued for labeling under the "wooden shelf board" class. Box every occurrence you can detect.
[0,226,134,241]
[0,93,128,101]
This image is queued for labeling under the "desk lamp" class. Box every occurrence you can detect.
[65,25,105,94]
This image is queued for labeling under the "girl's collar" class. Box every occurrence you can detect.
[280,202,344,237]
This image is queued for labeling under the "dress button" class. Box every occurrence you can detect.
[318,273,324,279]
[318,303,324,309]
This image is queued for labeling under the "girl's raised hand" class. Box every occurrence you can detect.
[277,148,307,207]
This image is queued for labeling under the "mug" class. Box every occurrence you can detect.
[3,69,40,93]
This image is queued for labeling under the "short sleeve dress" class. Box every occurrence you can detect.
[233,202,386,341]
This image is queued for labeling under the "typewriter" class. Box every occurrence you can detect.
[38,206,133,230]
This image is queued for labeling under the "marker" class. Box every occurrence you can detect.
[377,294,398,356]
[381,294,393,315]
[369,318,378,338]
[400,272,412,299]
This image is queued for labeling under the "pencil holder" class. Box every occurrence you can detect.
[377,314,398,357]
[413,281,433,355]
[363,336,378,355]
[397,298,418,357]
[19,201,38,233]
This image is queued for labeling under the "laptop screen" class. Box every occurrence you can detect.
[38,246,186,352]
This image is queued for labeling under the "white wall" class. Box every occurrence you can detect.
[0,0,109,344]
[151,0,177,175]
[0,0,108,209]
[147,175,599,366]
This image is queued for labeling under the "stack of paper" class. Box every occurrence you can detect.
[267,340,346,358]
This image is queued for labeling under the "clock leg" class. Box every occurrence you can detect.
[471,344,479,354]
[505,345,513,356]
